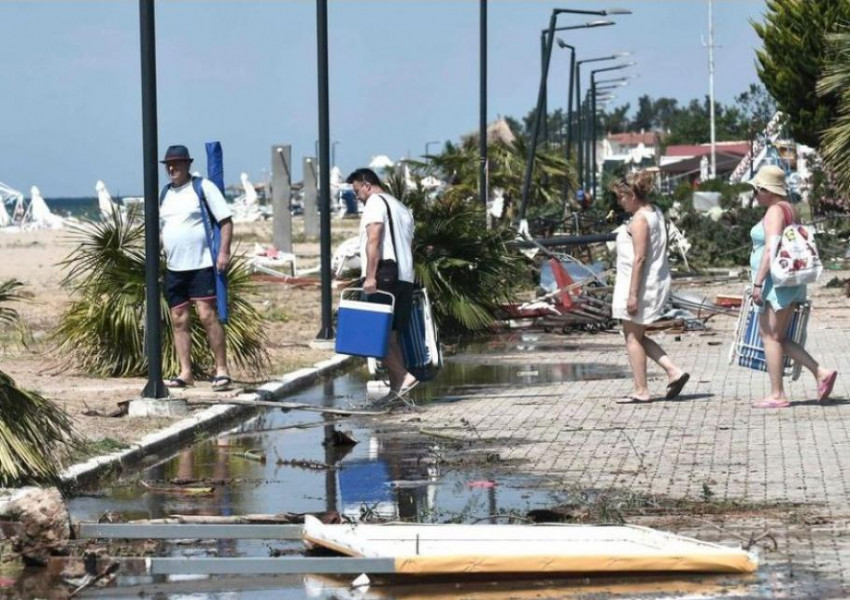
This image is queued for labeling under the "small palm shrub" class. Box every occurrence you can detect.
[53,210,269,378]
[0,280,77,486]
[0,370,78,486]
[407,193,529,334]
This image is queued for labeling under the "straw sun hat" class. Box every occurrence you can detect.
[747,165,787,197]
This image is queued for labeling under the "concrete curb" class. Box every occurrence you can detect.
[56,353,357,489]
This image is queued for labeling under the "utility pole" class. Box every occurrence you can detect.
[707,0,717,179]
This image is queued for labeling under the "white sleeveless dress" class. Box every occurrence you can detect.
[612,206,671,324]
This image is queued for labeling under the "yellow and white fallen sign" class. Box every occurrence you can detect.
[303,515,758,575]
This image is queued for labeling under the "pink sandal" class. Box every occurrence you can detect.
[817,371,838,403]
[753,398,790,409]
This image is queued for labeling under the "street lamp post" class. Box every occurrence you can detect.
[519,7,631,226]
[480,0,488,210]
[331,141,339,167]
[315,0,333,340]
[575,52,630,190]
[425,140,441,158]
[139,0,166,399]
[539,20,613,146]
[590,62,635,195]
[555,40,575,160]
[582,89,616,192]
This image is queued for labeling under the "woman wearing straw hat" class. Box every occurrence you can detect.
[611,170,689,403]
[748,165,837,408]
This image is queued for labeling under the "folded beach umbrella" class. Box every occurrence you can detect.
[203,141,229,323]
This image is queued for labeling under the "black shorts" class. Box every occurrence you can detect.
[362,280,415,332]
[165,267,217,309]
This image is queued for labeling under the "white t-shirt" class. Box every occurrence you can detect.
[359,192,415,283]
[160,178,232,272]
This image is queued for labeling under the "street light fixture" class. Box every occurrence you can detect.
[518,7,633,226]
[590,62,636,194]
[595,76,631,86]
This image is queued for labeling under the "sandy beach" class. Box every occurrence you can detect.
[0,218,357,451]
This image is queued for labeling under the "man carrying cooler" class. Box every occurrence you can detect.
[346,168,418,397]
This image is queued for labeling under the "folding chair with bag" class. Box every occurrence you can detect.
[728,287,810,380]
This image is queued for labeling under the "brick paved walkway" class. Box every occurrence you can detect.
[388,278,850,598]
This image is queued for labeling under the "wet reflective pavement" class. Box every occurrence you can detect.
[3,335,842,599]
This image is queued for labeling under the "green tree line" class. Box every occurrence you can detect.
[505,84,777,148]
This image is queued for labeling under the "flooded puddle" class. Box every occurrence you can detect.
[2,337,840,598]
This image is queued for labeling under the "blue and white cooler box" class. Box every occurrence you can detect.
[399,288,442,381]
[729,287,809,380]
[335,289,395,359]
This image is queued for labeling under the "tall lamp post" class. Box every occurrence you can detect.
[575,52,630,190]
[539,20,613,146]
[480,0,488,210]
[139,0,166,399]
[585,89,616,191]
[425,140,441,158]
[585,76,631,187]
[518,7,631,227]
[315,0,333,340]
[590,62,635,195]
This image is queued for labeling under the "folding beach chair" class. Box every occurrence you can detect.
[728,287,809,380]
[400,287,442,382]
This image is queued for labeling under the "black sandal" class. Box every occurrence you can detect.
[665,373,690,400]
[165,377,193,388]
[212,375,232,391]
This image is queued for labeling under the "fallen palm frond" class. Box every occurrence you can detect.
[0,370,78,487]
[0,279,24,328]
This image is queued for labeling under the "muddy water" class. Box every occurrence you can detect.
[4,335,841,598]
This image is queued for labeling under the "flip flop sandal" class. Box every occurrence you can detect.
[817,371,838,402]
[398,379,420,396]
[164,377,193,388]
[211,375,233,391]
[753,398,790,409]
[665,373,690,400]
[616,396,652,404]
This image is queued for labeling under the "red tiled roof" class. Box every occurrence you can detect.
[665,142,749,157]
[607,132,659,146]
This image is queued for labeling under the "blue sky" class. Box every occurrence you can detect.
[1,0,767,197]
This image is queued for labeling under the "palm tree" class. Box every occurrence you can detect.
[53,210,269,378]
[818,29,850,195]
[412,196,528,333]
[429,136,577,224]
[0,279,77,486]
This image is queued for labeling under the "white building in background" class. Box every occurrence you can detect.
[600,131,660,175]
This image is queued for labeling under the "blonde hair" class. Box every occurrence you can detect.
[611,169,655,201]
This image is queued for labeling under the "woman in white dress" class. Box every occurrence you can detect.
[612,170,689,402]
